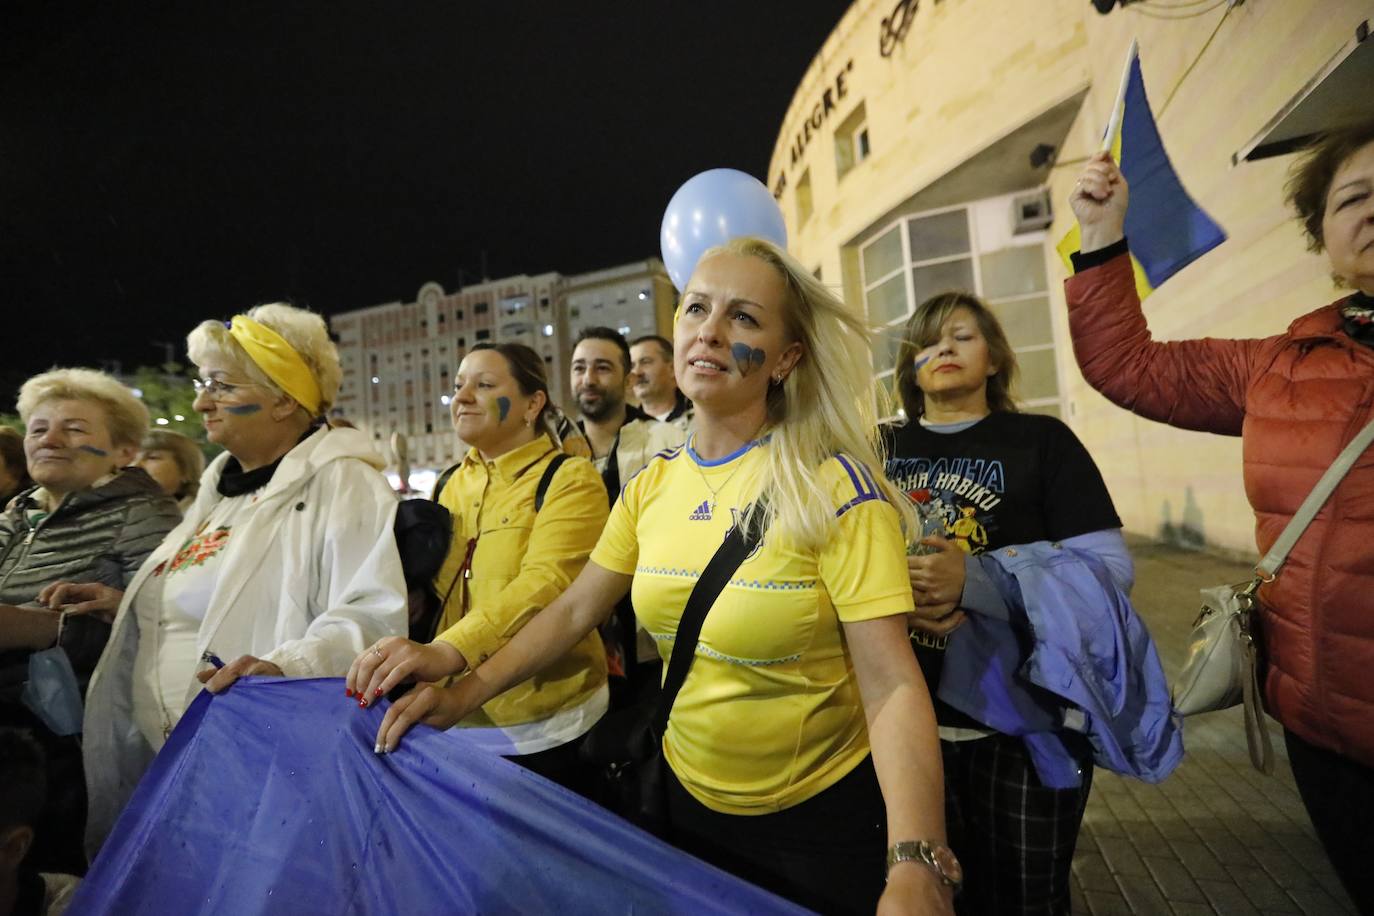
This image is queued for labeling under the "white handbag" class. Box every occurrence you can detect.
[1172,415,1374,773]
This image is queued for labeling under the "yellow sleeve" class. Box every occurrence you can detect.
[819,456,914,623]
[434,459,609,665]
[588,466,644,576]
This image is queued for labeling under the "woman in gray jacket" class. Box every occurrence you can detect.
[0,367,179,874]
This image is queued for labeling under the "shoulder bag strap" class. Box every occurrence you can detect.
[650,498,768,738]
[534,454,570,512]
[1257,415,1374,579]
[431,462,461,502]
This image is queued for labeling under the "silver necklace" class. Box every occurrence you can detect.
[690,437,750,518]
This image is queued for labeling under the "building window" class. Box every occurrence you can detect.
[541,324,554,337]
[835,102,870,180]
[437,313,445,324]
[456,309,464,320]
[475,302,489,315]
[476,329,491,341]
[796,169,814,225]
[858,195,1060,418]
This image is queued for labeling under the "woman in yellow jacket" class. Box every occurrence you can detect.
[348,342,609,795]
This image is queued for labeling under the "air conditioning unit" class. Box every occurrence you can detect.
[1012,189,1053,234]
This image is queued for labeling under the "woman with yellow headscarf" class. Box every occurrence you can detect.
[56,303,408,857]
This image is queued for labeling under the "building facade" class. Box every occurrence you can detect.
[769,0,1370,555]
[332,258,673,478]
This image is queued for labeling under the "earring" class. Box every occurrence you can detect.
[524,417,532,427]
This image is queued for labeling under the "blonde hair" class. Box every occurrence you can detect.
[141,428,207,501]
[186,302,342,415]
[704,237,916,550]
[16,368,150,448]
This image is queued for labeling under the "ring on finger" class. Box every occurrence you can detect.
[372,647,384,660]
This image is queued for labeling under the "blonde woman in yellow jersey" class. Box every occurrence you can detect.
[347,342,610,796]
[361,239,954,916]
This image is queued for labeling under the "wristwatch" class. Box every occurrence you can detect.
[886,840,963,890]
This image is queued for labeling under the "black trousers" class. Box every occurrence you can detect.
[1284,729,1374,914]
[0,706,88,875]
[665,757,887,916]
[942,732,1093,916]
[506,733,599,802]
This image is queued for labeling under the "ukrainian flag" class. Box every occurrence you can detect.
[1057,45,1226,299]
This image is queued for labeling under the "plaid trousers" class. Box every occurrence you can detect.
[942,731,1093,916]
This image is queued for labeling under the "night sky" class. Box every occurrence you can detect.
[1,1,851,407]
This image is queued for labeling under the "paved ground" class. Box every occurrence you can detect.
[1069,538,1358,915]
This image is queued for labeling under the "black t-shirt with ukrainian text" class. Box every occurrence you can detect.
[881,410,1121,729]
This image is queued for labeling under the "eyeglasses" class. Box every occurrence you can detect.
[191,377,261,401]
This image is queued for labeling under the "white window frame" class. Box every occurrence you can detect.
[858,196,1063,420]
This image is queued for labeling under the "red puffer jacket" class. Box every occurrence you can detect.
[1065,252,1374,768]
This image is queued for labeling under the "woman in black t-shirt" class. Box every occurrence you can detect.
[882,291,1129,916]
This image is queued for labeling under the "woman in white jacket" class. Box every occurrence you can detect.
[48,303,407,856]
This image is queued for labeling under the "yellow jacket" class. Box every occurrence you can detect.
[432,436,609,728]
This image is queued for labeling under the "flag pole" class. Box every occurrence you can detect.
[1102,38,1139,155]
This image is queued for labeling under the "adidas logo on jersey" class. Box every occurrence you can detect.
[688,500,712,521]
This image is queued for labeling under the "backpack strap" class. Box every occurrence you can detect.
[431,462,462,502]
[534,454,571,512]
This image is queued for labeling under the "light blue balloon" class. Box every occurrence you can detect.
[659,169,788,290]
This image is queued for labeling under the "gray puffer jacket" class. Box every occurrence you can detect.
[0,468,180,702]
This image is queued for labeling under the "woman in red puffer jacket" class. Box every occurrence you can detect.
[1062,121,1374,912]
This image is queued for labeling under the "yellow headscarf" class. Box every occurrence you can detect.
[227,316,324,416]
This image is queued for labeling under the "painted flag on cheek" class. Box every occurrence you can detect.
[1057,43,1227,299]
[69,679,808,916]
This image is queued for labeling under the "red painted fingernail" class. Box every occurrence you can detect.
[359,698,368,708]
[345,688,354,698]
[373,687,382,698]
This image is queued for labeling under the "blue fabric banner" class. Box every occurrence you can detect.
[69,678,810,915]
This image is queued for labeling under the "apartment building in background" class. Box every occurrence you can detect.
[331,258,675,477]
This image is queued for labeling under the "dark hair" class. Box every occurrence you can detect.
[0,729,46,829]
[469,342,553,428]
[895,291,1019,419]
[0,427,33,498]
[629,335,673,360]
[573,327,631,374]
[1285,120,1374,252]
